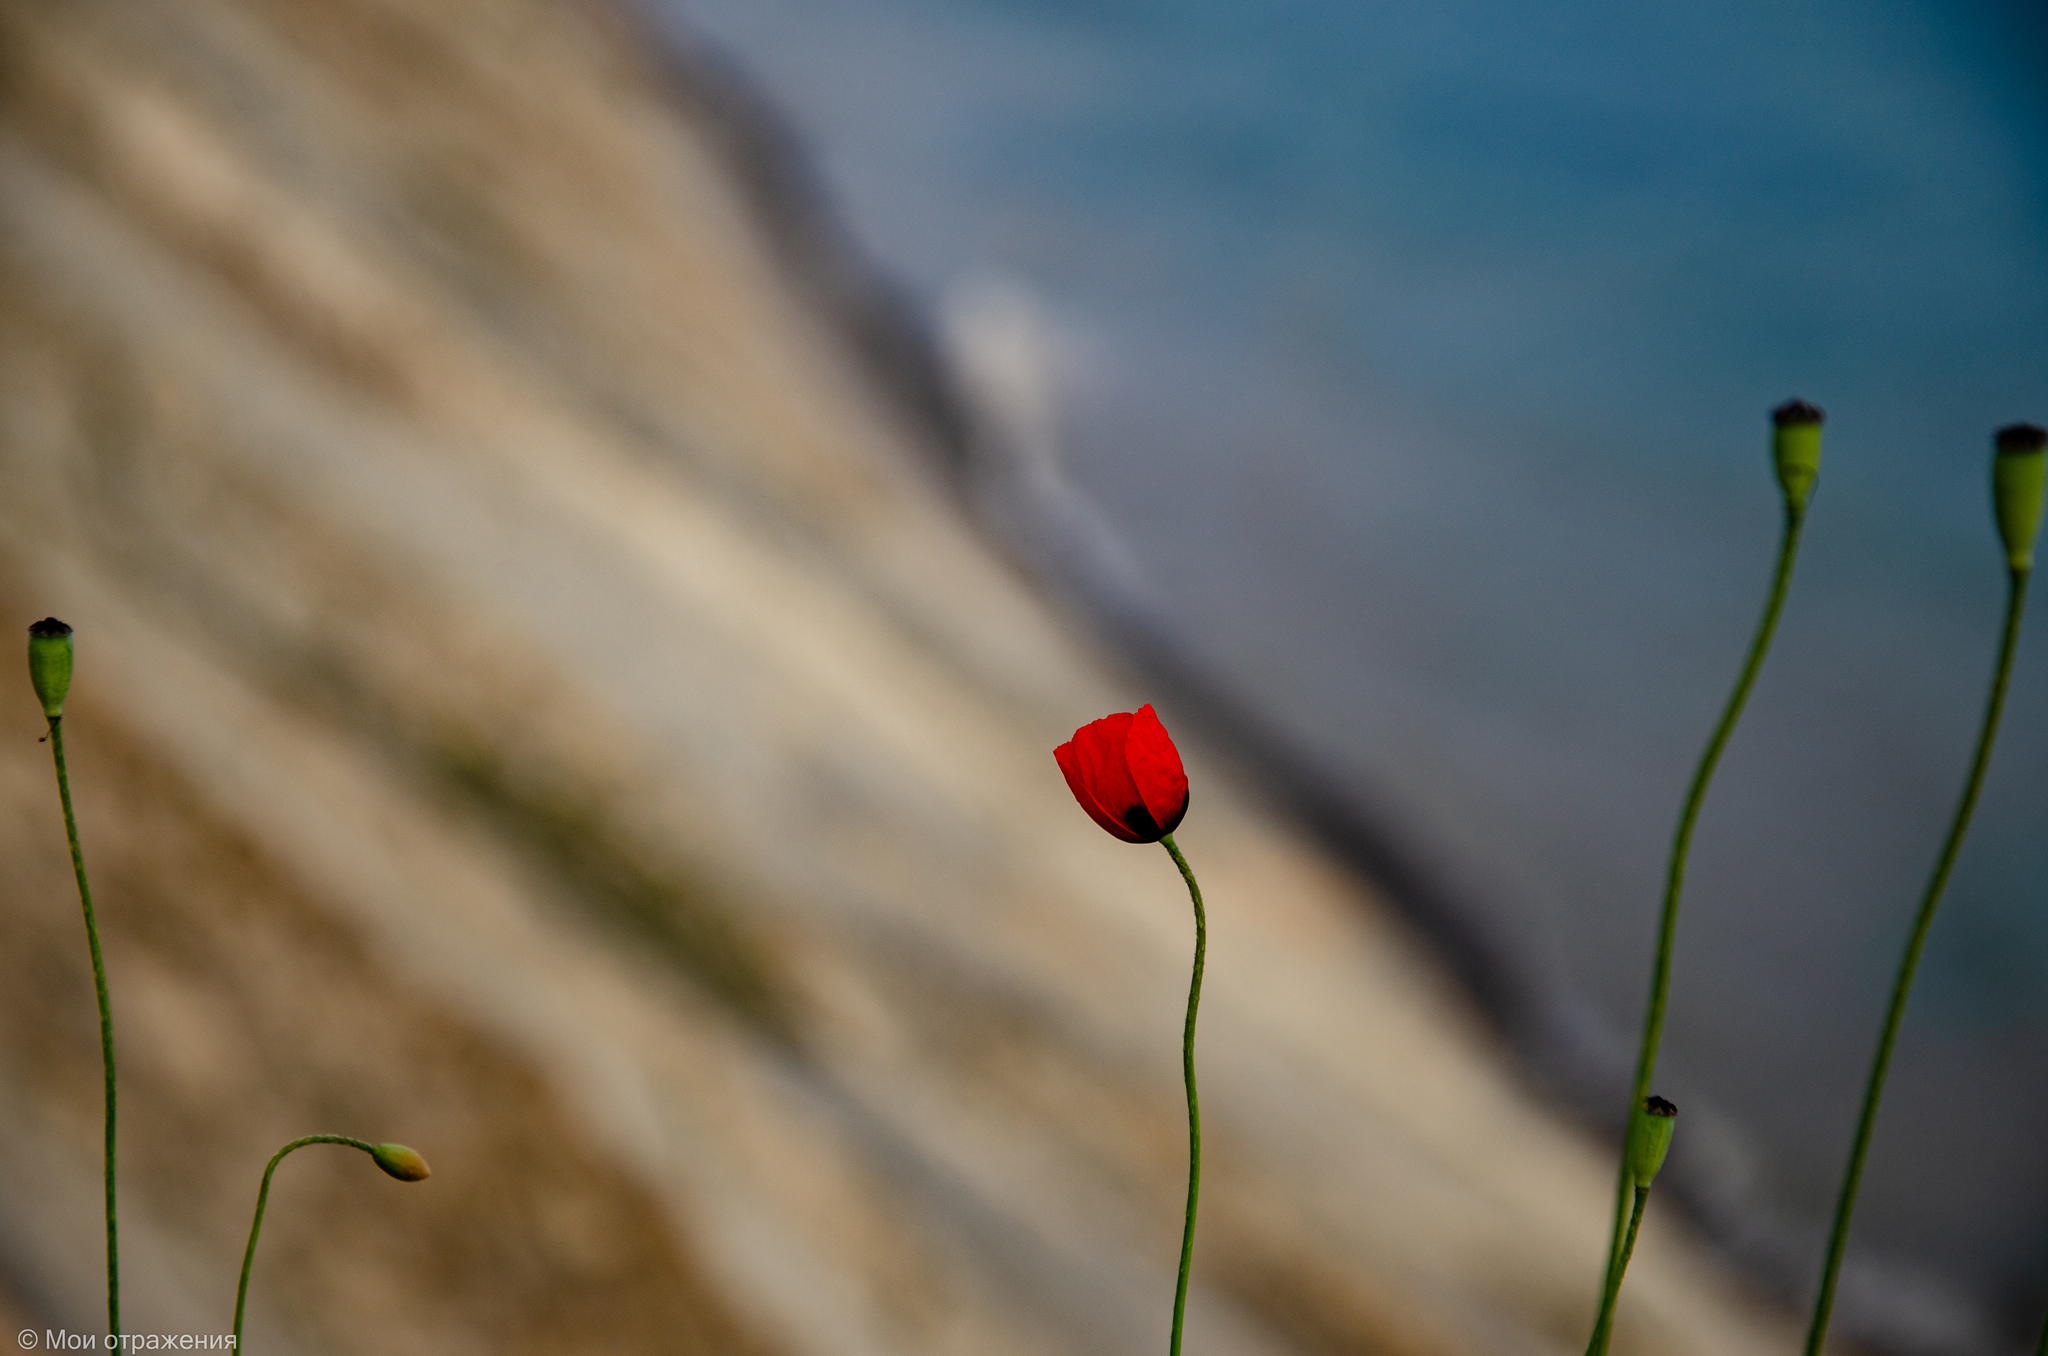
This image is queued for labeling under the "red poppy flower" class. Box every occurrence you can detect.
[1055,705,1190,843]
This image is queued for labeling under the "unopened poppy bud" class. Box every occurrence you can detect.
[369,1142,431,1182]
[1626,1095,1677,1187]
[27,617,73,719]
[1771,399,1825,517]
[1993,424,2047,573]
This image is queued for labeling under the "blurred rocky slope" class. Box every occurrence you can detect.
[0,1,1796,1353]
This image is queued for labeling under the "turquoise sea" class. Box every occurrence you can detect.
[657,0,2048,1342]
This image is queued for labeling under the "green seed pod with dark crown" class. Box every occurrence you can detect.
[1771,399,1825,518]
[1625,1095,1678,1188]
[369,1142,432,1182]
[1993,423,2047,574]
[27,617,73,719]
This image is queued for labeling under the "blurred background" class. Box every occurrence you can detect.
[0,0,2039,1353]
[662,0,2048,1339]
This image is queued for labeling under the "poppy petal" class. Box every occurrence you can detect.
[1125,704,1190,836]
[1056,737,1148,842]
[1055,708,1177,843]
[1059,712,1158,841]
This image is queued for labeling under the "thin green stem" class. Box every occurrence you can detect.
[1586,1185,1650,1356]
[1160,834,1205,1356]
[1804,567,2030,1356]
[235,1135,377,1348]
[48,716,118,1340]
[2035,1298,2048,1356]
[1597,508,1806,1302]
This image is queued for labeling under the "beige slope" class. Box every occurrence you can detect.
[0,1,1797,1353]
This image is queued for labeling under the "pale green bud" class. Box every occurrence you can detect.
[1625,1095,1677,1188]
[1993,424,2046,573]
[27,618,73,719]
[1771,399,1825,517]
[369,1142,431,1182]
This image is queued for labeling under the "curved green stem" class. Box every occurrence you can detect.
[1160,834,1206,1356]
[1804,567,2030,1356]
[48,716,118,1340]
[235,1135,378,1348]
[1586,1185,1650,1356]
[1596,508,1806,1303]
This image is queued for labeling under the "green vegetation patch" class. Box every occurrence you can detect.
[434,738,801,1050]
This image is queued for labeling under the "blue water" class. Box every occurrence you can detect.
[660,0,2048,1335]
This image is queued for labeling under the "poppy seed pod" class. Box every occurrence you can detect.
[1771,399,1825,517]
[1626,1095,1677,1187]
[1993,423,2047,573]
[369,1142,432,1182]
[1055,705,1190,844]
[27,617,73,719]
